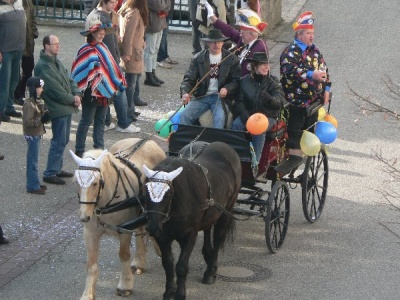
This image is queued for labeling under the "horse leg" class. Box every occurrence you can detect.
[81,227,101,300]
[175,232,198,300]
[201,228,213,267]
[116,234,134,297]
[130,225,147,275]
[202,215,231,285]
[158,240,177,300]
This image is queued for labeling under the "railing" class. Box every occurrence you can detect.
[33,0,191,28]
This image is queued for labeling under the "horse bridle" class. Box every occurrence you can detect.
[77,166,104,205]
[144,177,174,224]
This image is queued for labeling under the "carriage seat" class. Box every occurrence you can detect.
[264,120,286,140]
[198,103,233,129]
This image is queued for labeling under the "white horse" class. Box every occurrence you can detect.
[70,138,166,300]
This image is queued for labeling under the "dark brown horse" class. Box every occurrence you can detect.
[142,141,242,300]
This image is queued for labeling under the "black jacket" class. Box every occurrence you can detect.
[180,48,241,98]
[236,74,286,119]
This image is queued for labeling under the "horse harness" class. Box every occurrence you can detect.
[145,159,237,224]
[78,139,149,234]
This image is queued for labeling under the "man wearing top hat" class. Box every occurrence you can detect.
[280,11,331,158]
[180,29,240,129]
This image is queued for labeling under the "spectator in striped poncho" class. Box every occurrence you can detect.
[71,18,127,158]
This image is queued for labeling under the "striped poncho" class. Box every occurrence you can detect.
[71,42,126,99]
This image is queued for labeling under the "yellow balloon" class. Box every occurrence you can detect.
[300,130,321,156]
[318,107,327,120]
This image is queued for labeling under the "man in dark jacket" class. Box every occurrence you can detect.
[180,29,240,128]
[34,35,82,185]
[14,0,39,106]
[0,0,26,122]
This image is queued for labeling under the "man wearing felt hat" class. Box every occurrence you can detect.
[280,11,332,157]
[231,51,286,161]
[180,29,241,129]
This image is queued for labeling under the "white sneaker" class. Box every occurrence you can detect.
[117,124,141,133]
[104,123,115,131]
[156,61,173,69]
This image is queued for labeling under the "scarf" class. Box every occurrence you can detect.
[71,42,126,98]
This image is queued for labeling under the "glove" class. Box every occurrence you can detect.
[203,0,215,18]
[240,110,250,124]
[41,112,50,124]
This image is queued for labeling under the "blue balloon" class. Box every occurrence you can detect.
[171,111,181,132]
[315,121,337,144]
[171,111,181,125]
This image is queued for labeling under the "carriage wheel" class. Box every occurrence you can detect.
[301,148,329,223]
[264,181,290,253]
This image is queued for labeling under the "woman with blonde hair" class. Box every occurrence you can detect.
[119,0,149,120]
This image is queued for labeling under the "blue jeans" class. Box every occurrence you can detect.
[25,136,41,192]
[231,116,276,161]
[105,90,131,129]
[0,50,23,114]
[157,26,169,62]
[75,100,108,153]
[144,31,163,72]
[43,115,72,177]
[125,73,141,122]
[180,94,225,128]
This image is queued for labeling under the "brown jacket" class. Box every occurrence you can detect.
[22,97,46,136]
[119,8,145,74]
[22,0,38,57]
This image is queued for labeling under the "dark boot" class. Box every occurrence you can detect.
[144,72,161,87]
[152,69,164,84]
[0,225,9,245]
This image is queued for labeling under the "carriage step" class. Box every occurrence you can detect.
[234,207,263,217]
[274,155,304,175]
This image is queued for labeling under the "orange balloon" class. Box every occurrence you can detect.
[246,113,269,135]
[324,114,338,128]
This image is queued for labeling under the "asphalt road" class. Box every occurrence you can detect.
[1,0,400,299]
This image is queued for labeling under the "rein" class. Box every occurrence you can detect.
[78,141,150,233]
[145,159,241,224]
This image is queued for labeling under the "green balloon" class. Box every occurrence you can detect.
[154,119,172,138]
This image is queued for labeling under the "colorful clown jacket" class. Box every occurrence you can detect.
[280,41,331,108]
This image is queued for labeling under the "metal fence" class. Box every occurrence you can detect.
[33,0,191,28]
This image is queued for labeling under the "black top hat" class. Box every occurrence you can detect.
[200,29,230,42]
[247,52,269,63]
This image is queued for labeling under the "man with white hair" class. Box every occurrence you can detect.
[204,2,268,76]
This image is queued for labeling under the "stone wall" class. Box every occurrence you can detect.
[261,0,282,35]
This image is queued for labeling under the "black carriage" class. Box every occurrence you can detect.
[167,103,329,253]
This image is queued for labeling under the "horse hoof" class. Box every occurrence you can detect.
[202,275,216,285]
[131,265,144,275]
[116,288,133,297]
